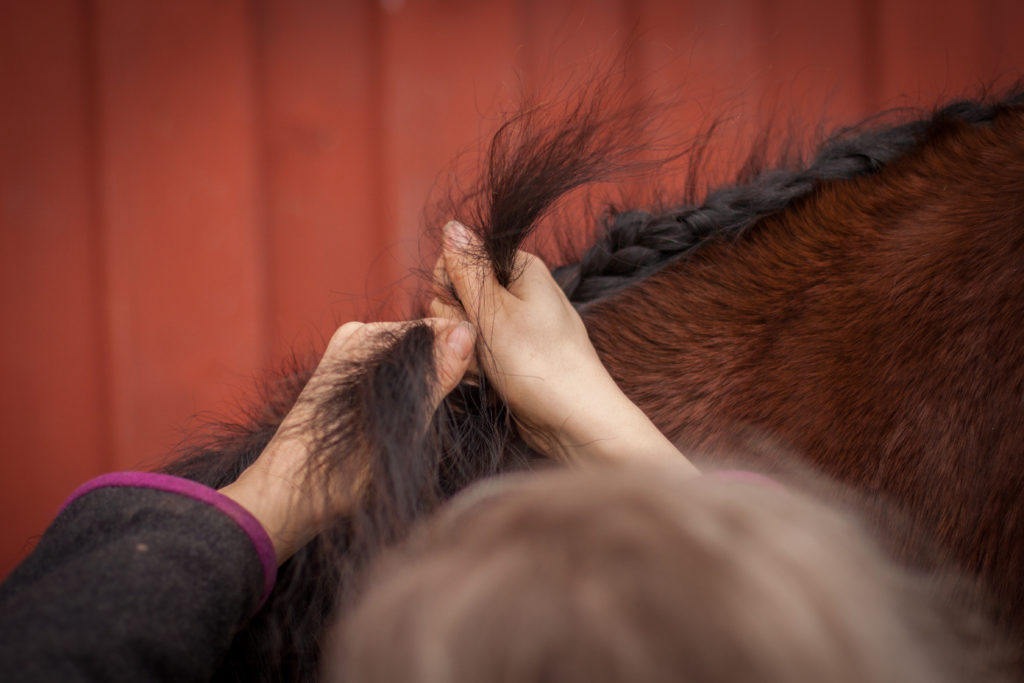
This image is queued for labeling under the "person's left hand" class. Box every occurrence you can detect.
[219,318,476,564]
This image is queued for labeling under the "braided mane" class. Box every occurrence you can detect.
[553,89,1024,304]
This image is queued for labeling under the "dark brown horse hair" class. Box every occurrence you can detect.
[162,83,1024,681]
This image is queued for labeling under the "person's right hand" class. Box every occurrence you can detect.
[430,220,697,475]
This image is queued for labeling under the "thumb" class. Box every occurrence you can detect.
[431,319,476,406]
[442,221,501,325]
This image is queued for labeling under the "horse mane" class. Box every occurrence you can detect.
[548,88,1024,304]
[160,83,1024,681]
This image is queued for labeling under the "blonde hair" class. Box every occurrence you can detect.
[330,462,1008,682]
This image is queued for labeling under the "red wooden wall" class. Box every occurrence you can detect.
[2,0,1022,578]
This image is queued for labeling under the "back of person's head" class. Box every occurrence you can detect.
[328,462,1009,683]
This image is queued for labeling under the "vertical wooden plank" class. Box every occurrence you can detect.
[513,0,642,254]
[0,1,108,576]
[378,0,523,290]
[982,0,1024,85]
[759,0,871,127]
[259,0,382,356]
[517,0,633,86]
[634,0,769,195]
[93,0,266,469]
[875,0,988,106]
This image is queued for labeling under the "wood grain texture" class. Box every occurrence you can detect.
[258,0,385,357]
[1,0,1020,579]
[0,0,109,577]
[93,0,266,470]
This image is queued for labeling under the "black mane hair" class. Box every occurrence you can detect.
[161,82,1024,681]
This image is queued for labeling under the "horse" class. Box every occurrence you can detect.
[576,91,1024,647]
[165,85,1024,681]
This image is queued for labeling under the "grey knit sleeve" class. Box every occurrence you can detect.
[0,474,274,682]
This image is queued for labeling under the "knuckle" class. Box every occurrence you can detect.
[330,321,364,347]
[433,354,461,392]
[520,251,546,270]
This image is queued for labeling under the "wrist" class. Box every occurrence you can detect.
[218,471,315,565]
[218,438,343,565]
[546,387,699,475]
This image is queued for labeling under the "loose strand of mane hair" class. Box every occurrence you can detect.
[423,76,693,293]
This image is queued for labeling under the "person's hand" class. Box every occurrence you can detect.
[219,318,476,564]
[431,220,697,476]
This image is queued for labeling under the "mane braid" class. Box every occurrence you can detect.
[553,88,1024,305]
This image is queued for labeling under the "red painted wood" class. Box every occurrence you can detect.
[0,1,109,576]
[758,0,871,126]
[875,0,989,106]
[517,0,632,86]
[92,0,266,469]
[634,0,771,193]
[514,0,642,257]
[377,0,522,292]
[983,0,1024,88]
[1,0,1021,581]
[259,0,384,357]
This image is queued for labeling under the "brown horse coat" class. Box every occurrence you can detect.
[584,107,1024,639]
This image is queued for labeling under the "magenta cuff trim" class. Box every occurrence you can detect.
[61,472,277,608]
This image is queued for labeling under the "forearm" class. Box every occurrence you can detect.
[217,434,361,565]
[217,448,326,565]
[532,376,700,475]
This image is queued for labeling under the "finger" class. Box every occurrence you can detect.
[431,253,458,306]
[325,321,422,367]
[427,318,476,406]
[324,321,366,357]
[429,296,467,321]
[442,220,504,325]
[429,299,479,375]
[508,250,560,302]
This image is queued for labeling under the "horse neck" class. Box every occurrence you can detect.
[579,106,1024,465]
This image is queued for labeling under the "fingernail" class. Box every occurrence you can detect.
[446,321,475,360]
[444,220,470,250]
